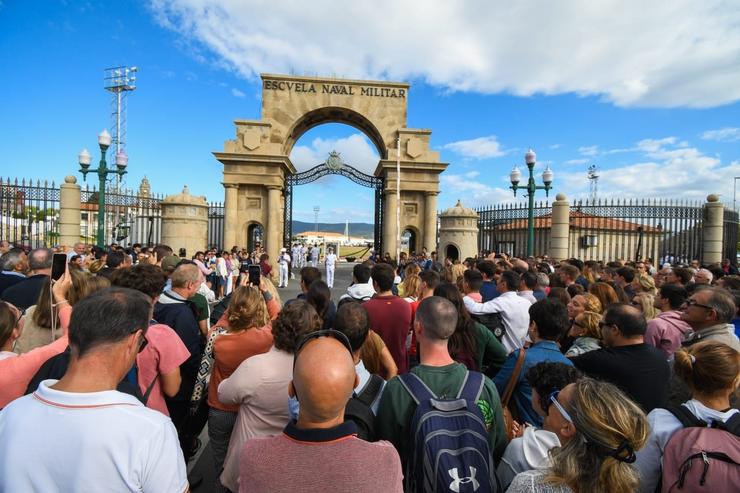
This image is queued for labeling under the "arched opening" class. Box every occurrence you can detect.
[446,244,460,261]
[287,123,382,258]
[246,223,263,253]
[284,106,387,159]
[401,227,418,255]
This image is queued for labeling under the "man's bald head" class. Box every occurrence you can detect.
[292,337,357,422]
[415,296,457,341]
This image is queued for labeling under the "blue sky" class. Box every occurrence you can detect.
[1,0,739,224]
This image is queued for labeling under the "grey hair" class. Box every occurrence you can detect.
[705,288,736,323]
[537,272,550,287]
[28,248,52,271]
[697,268,714,283]
[0,249,25,271]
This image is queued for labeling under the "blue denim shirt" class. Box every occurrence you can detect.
[493,340,573,427]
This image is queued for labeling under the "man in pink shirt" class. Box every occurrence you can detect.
[645,284,692,358]
[238,332,403,493]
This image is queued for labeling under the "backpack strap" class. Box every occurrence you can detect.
[355,374,384,406]
[712,411,740,436]
[666,404,707,428]
[501,348,526,408]
[141,376,158,405]
[456,370,485,402]
[399,372,437,405]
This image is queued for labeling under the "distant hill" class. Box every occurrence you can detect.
[291,220,374,238]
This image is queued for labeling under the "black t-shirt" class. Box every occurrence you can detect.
[571,343,670,413]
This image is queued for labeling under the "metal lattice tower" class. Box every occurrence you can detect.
[104,66,137,156]
[587,164,599,202]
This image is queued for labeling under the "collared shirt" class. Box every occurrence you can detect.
[239,420,403,493]
[464,291,532,353]
[0,380,187,492]
[517,290,537,304]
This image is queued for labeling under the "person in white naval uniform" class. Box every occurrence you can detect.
[325,247,338,288]
[310,244,320,268]
[278,248,291,288]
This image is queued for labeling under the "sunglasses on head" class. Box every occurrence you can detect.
[131,328,148,353]
[293,329,353,367]
[548,390,573,423]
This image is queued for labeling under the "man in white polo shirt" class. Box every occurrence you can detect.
[464,270,532,354]
[0,287,188,493]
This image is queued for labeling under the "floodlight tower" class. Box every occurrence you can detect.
[104,66,137,156]
[587,164,599,202]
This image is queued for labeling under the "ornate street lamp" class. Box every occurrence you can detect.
[78,129,128,247]
[509,148,554,257]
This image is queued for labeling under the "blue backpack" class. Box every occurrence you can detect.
[399,371,501,493]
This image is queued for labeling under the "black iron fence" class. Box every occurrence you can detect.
[476,198,739,264]
[0,177,225,250]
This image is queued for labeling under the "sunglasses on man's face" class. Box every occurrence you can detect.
[293,329,353,367]
[131,329,148,353]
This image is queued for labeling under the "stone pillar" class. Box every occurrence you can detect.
[161,186,209,257]
[382,190,398,257]
[266,185,282,268]
[703,194,724,265]
[223,183,239,250]
[424,191,439,253]
[59,176,81,247]
[550,193,570,262]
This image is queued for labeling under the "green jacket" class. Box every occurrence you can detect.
[376,362,508,469]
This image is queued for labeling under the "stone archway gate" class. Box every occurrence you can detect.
[214,74,448,266]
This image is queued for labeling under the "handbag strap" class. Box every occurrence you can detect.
[501,348,526,408]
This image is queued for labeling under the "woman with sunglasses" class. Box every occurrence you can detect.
[630,292,658,321]
[497,362,581,489]
[634,341,740,493]
[217,301,322,493]
[564,310,602,358]
[508,378,649,493]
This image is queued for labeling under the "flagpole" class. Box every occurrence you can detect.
[396,135,401,262]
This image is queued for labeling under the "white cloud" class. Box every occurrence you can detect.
[555,138,740,202]
[465,170,480,178]
[701,127,740,142]
[149,0,740,108]
[578,146,599,156]
[290,133,379,174]
[230,88,245,98]
[564,158,589,166]
[443,136,506,159]
[549,144,562,150]
[440,174,514,208]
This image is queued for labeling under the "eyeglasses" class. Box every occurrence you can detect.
[132,329,148,353]
[548,390,573,423]
[683,299,714,310]
[293,329,353,367]
[598,321,615,330]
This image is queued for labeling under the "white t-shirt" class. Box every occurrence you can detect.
[0,380,188,493]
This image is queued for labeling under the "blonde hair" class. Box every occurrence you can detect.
[634,273,657,295]
[546,378,649,493]
[450,264,466,284]
[674,341,740,395]
[226,286,269,332]
[261,277,282,308]
[581,293,603,314]
[403,274,421,299]
[632,293,658,321]
[404,263,421,277]
[574,310,602,339]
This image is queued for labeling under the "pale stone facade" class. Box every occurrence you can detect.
[439,200,479,261]
[703,194,724,264]
[215,74,447,266]
[160,186,208,258]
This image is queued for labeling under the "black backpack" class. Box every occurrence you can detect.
[471,312,506,342]
[344,374,384,441]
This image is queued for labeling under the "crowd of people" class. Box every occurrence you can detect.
[0,237,738,492]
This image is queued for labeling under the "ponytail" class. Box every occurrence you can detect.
[674,342,740,395]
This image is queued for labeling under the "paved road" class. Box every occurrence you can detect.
[189,262,361,491]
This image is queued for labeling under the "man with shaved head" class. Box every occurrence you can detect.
[571,303,670,412]
[377,296,507,468]
[238,333,403,492]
